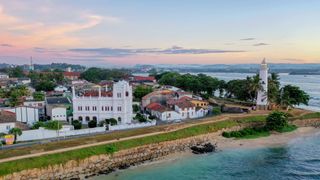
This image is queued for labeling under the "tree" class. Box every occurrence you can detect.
[80,68,130,83]
[72,120,82,129]
[33,91,45,101]
[265,111,288,131]
[32,121,45,129]
[9,128,22,143]
[135,113,147,122]
[8,67,24,78]
[279,85,310,110]
[35,81,55,91]
[133,85,153,101]
[88,119,97,128]
[268,73,280,104]
[44,120,62,130]
[132,104,140,113]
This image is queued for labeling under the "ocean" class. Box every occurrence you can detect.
[94,132,320,180]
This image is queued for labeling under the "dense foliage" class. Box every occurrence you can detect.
[88,120,97,128]
[32,91,45,101]
[32,121,62,130]
[28,71,64,91]
[133,85,153,101]
[72,120,82,130]
[134,113,147,122]
[278,85,310,109]
[80,68,130,83]
[7,67,24,78]
[265,111,289,131]
[158,72,220,96]
[222,127,269,139]
[8,128,22,142]
[0,85,30,107]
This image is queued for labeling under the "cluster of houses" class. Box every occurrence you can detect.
[142,87,209,121]
[0,67,210,139]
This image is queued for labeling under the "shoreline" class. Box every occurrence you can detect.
[99,126,320,178]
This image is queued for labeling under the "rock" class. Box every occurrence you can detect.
[190,143,217,154]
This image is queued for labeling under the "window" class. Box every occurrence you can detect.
[6,125,10,130]
[93,116,97,121]
[111,107,113,111]
[79,116,83,121]
[126,91,129,97]
[85,106,90,111]
[117,106,122,111]
[78,106,82,111]
[85,116,90,121]
[102,106,104,111]
[117,93,121,98]
[92,106,97,111]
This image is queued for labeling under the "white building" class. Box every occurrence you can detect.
[0,73,9,79]
[256,59,268,110]
[54,85,68,92]
[45,97,71,121]
[8,106,40,126]
[73,80,133,125]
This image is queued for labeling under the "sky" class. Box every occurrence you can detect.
[0,0,320,66]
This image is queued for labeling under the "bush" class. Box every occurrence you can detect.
[149,115,156,120]
[32,121,45,129]
[105,118,117,126]
[135,113,147,122]
[212,106,222,115]
[72,120,82,130]
[132,104,140,113]
[88,120,97,128]
[265,111,288,131]
[44,121,62,130]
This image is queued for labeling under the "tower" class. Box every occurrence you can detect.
[256,58,268,110]
[29,57,34,71]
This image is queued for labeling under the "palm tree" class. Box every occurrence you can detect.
[247,75,263,102]
[9,128,22,143]
[268,73,280,104]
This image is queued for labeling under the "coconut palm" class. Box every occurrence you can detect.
[9,128,22,143]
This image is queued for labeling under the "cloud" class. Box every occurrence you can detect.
[68,46,245,57]
[0,43,13,47]
[253,43,269,46]
[240,38,255,41]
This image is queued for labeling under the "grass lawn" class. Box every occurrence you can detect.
[290,112,320,121]
[0,119,239,176]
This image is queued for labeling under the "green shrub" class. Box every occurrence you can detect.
[105,118,117,126]
[212,106,222,115]
[32,121,45,129]
[265,111,288,131]
[72,120,82,130]
[88,120,97,128]
[44,121,62,130]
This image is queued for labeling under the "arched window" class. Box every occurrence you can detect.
[93,116,97,121]
[118,117,122,123]
[78,116,83,121]
[85,116,90,121]
[126,91,129,97]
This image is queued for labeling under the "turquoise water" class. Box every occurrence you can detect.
[93,133,320,180]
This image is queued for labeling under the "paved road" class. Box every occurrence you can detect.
[0,113,268,164]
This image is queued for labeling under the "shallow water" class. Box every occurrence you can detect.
[93,132,320,180]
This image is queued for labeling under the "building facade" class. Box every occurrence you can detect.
[72,81,133,125]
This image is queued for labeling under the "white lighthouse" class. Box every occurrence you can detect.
[256,58,268,110]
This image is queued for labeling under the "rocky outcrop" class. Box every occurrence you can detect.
[190,143,217,154]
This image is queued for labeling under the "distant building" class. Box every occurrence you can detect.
[10,106,40,126]
[256,59,268,110]
[0,110,28,133]
[45,97,71,121]
[23,100,45,120]
[72,80,133,125]
[0,73,9,79]
[129,76,156,83]
[54,85,68,92]
[63,72,81,80]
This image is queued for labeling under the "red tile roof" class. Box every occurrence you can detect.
[133,76,155,82]
[63,72,81,77]
[146,102,169,112]
[174,100,195,109]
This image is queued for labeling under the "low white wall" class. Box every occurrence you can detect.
[17,127,106,142]
[108,121,156,131]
